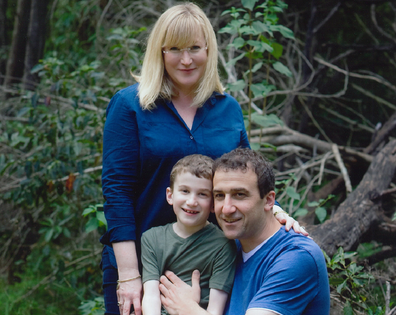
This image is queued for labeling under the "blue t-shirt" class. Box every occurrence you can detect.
[100,83,249,249]
[225,227,330,315]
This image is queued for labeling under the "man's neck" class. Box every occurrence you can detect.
[240,216,282,253]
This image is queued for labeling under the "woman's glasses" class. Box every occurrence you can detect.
[162,46,207,56]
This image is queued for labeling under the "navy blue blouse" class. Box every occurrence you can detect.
[100,83,249,247]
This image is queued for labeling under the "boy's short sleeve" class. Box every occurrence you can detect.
[141,229,161,283]
[209,239,237,294]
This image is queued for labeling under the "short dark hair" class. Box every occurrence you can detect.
[170,154,214,189]
[213,148,274,198]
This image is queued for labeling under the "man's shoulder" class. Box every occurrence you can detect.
[275,227,324,257]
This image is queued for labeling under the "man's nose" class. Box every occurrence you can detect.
[221,195,235,215]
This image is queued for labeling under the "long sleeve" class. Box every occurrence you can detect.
[101,90,140,244]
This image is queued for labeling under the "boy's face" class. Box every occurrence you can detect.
[166,171,213,232]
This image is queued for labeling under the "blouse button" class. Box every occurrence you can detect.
[190,136,194,140]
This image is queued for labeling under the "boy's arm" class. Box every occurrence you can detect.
[206,289,228,315]
[142,280,161,315]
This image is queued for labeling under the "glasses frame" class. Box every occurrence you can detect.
[162,46,208,55]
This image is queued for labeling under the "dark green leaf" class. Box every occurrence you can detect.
[271,42,283,59]
[226,53,246,67]
[85,217,99,233]
[286,186,300,200]
[251,113,283,128]
[227,80,246,91]
[252,21,270,34]
[270,25,295,39]
[315,207,327,223]
[250,142,261,151]
[272,61,292,77]
[242,0,258,11]
[343,301,353,315]
[293,208,308,218]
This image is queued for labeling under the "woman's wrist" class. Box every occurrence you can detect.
[273,204,288,216]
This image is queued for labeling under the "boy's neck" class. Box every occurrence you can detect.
[172,221,210,239]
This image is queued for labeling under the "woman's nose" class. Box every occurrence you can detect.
[180,51,192,65]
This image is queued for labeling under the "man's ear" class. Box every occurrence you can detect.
[264,191,276,212]
[166,187,173,205]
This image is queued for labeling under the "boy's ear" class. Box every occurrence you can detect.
[166,187,173,205]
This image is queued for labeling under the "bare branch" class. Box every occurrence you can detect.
[332,144,352,195]
[371,4,396,43]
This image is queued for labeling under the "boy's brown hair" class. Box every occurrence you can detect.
[169,154,214,189]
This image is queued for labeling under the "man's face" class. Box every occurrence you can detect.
[213,167,272,249]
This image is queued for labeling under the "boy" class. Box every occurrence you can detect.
[141,154,236,315]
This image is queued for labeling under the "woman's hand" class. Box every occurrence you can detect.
[274,206,309,236]
[117,277,142,315]
[113,241,142,315]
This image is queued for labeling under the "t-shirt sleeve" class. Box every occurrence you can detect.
[141,229,161,283]
[209,239,237,294]
[248,248,321,315]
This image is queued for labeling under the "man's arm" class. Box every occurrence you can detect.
[142,280,161,315]
[246,309,278,315]
[159,271,280,315]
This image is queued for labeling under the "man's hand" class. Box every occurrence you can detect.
[159,270,201,315]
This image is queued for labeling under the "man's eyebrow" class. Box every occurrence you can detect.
[230,188,249,193]
[212,188,249,193]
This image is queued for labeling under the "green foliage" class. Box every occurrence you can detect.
[0,270,90,315]
[83,204,107,233]
[220,0,294,140]
[79,297,105,315]
[275,176,334,223]
[324,248,375,312]
[0,0,151,307]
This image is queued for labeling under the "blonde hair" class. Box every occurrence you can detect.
[135,2,223,110]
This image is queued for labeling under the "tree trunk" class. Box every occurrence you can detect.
[0,0,7,84]
[309,140,396,257]
[3,0,31,87]
[23,0,49,90]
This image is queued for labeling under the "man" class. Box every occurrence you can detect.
[159,148,330,315]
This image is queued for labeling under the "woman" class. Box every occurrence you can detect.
[100,3,304,315]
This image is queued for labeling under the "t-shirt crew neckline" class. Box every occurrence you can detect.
[242,227,281,263]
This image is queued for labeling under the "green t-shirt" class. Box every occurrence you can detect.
[141,223,236,312]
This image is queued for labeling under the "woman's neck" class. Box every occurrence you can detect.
[172,93,197,129]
